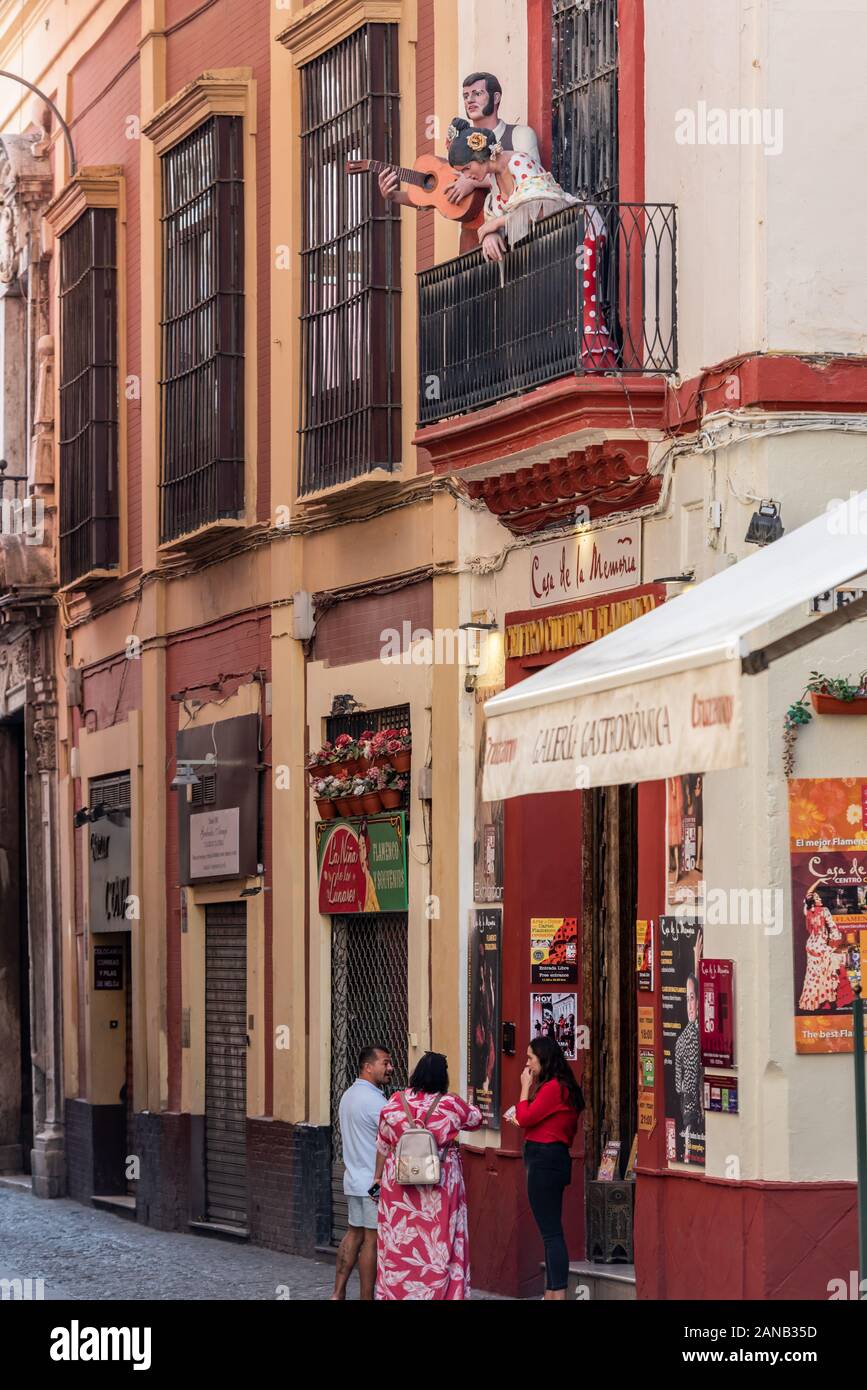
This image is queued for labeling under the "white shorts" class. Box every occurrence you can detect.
[347,1195,378,1230]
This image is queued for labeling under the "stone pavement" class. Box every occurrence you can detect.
[0,1181,505,1301]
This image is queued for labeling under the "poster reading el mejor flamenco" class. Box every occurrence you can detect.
[788,778,867,1054]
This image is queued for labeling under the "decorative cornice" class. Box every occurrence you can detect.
[464,442,659,535]
[142,70,254,155]
[276,0,402,66]
[44,166,124,237]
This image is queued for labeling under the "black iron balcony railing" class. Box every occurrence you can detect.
[417,202,676,426]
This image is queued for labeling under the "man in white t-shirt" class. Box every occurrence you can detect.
[331,1045,393,1301]
[378,71,541,227]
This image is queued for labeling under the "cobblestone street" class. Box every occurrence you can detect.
[0,1182,349,1301]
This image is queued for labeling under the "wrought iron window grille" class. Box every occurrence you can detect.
[298,24,402,493]
[159,115,245,542]
[59,207,119,583]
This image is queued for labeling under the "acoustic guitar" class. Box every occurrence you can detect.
[345,154,486,225]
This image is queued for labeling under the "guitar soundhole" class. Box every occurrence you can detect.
[423,174,437,191]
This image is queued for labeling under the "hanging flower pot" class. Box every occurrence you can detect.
[329,761,347,780]
[344,758,360,777]
[349,796,365,816]
[356,756,370,774]
[315,798,337,820]
[393,750,411,773]
[380,788,402,810]
[810,691,867,716]
[361,791,383,815]
[335,797,353,818]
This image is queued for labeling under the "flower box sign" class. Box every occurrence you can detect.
[527,522,641,609]
[316,813,408,914]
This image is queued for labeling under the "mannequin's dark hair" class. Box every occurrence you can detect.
[529,1035,585,1113]
[462,71,502,99]
[448,127,497,168]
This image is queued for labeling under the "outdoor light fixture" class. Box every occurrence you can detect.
[73,807,91,828]
[169,753,217,792]
[745,500,784,546]
[74,803,108,827]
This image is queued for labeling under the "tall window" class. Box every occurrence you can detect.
[299,24,401,494]
[160,116,244,541]
[59,208,119,584]
[552,0,619,201]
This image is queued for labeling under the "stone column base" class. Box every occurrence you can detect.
[31,1123,66,1198]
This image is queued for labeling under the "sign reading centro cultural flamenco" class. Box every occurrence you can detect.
[316,813,408,914]
[483,658,745,798]
[526,522,641,609]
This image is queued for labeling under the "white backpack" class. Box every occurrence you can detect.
[394,1093,443,1185]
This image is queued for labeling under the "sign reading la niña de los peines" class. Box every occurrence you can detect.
[316,813,408,914]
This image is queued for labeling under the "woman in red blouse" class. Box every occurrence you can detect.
[510,1036,584,1299]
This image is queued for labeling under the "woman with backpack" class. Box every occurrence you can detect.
[507,1035,585,1300]
[369,1051,482,1300]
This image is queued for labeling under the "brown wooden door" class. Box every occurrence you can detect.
[582,785,638,1177]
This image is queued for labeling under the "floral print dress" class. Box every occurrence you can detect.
[375,1090,482,1301]
[799,905,843,1010]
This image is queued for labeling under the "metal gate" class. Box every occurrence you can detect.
[205,903,248,1227]
[330,912,408,1243]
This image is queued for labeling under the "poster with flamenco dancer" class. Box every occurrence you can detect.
[788,779,867,1054]
[467,908,501,1127]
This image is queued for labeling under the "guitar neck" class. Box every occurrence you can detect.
[350,158,430,189]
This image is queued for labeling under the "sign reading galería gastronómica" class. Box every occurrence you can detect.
[483,658,745,798]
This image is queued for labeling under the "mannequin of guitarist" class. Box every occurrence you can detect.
[378,72,541,253]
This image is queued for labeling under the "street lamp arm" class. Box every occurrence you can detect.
[0,70,76,176]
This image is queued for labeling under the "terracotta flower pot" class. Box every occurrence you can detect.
[393,750,411,772]
[361,791,383,815]
[356,756,370,774]
[335,797,353,818]
[315,798,337,820]
[349,796,365,816]
[810,692,867,716]
[380,789,402,810]
[344,758,360,777]
[330,762,347,779]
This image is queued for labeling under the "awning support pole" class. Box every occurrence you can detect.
[741,592,867,676]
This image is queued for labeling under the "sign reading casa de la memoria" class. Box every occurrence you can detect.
[526,522,641,609]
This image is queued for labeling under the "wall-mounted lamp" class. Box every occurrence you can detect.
[745,500,784,546]
[169,753,216,792]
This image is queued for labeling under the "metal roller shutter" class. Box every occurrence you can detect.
[205,903,248,1227]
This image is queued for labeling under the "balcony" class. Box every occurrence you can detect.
[417,202,676,428]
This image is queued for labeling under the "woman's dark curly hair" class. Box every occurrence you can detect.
[529,1036,585,1113]
[446,115,471,144]
[448,126,498,168]
[409,1051,449,1094]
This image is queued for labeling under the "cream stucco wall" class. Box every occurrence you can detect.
[645,0,867,378]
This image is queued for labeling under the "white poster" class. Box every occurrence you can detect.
[483,659,744,799]
[190,807,240,878]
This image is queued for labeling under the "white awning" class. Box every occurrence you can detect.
[483,494,867,798]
